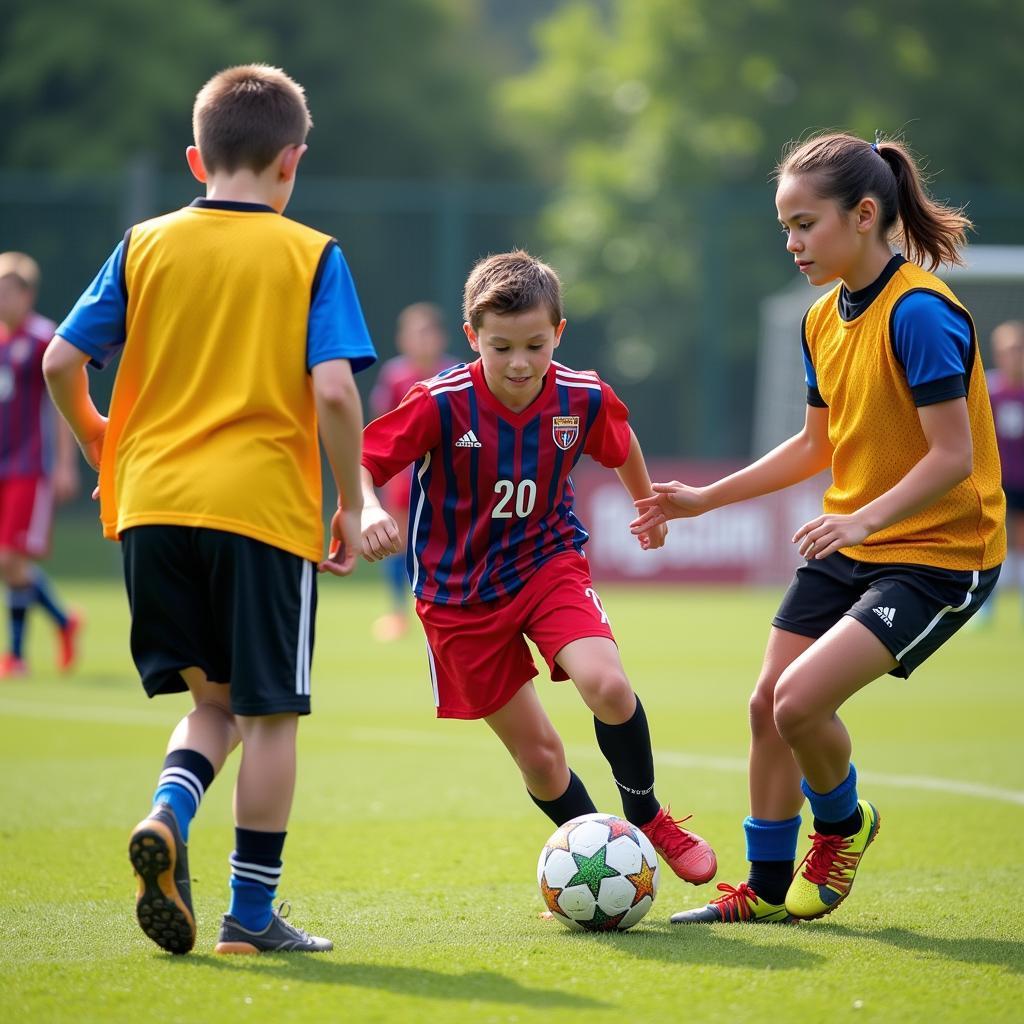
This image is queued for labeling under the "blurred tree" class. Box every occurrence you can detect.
[0,0,522,179]
[0,0,264,171]
[501,0,1024,452]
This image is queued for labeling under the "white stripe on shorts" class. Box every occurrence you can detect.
[895,570,979,662]
[425,641,440,708]
[25,478,54,556]
[294,560,312,696]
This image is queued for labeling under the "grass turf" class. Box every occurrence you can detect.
[1,573,1022,1023]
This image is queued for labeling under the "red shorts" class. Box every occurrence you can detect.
[0,476,53,558]
[415,550,616,720]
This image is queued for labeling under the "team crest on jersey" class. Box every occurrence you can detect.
[552,415,580,450]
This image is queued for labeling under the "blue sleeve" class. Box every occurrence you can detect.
[801,313,827,407]
[56,240,128,369]
[892,292,972,405]
[307,243,378,373]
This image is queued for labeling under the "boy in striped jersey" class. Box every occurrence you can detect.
[354,251,717,889]
[0,252,82,678]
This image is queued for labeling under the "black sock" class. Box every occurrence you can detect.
[814,806,862,838]
[529,769,597,826]
[747,860,793,905]
[593,696,660,826]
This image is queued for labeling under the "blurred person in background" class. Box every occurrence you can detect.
[980,320,1024,622]
[368,302,450,641]
[0,252,81,678]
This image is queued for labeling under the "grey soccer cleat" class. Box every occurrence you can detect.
[129,802,196,954]
[214,901,333,954]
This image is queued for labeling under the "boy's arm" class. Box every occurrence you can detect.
[42,336,108,471]
[51,418,81,503]
[313,358,364,577]
[614,427,667,550]
[631,404,832,532]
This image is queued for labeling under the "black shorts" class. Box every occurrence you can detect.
[121,526,316,715]
[772,551,1000,677]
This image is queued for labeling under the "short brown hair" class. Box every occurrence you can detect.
[193,65,312,174]
[463,250,562,330]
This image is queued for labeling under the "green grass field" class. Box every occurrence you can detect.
[2,571,1022,1023]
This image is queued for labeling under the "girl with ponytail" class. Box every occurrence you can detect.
[632,130,1006,925]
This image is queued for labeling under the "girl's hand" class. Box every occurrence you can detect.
[793,513,870,559]
[630,481,710,533]
[360,506,402,562]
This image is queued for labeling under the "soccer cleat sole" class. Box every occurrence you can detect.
[795,808,881,922]
[129,820,195,954]
[213,941,263,955]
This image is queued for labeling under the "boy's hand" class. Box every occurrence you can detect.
[52,461,80,504]
[78,419,107,472]
[630,481,710,533]
[361,506,402,562]
[635,520,668,550]
[319,508,362,576]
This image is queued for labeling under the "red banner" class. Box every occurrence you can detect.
[572,460,830,584]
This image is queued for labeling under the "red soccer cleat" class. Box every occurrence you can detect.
[640,806,717,885]
[0,653,28,679]
[58,611,83,672]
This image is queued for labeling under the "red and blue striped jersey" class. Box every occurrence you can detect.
[0,312,57,479]
[362,358,632,605]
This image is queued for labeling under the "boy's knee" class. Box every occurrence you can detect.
[577,665,633,718]
[514,732,566,784]
[0,549,28,585]
[748,683,777,737]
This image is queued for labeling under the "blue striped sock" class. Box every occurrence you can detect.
[229,828,286,932]
[152,749,215,842]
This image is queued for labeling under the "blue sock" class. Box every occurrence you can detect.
[31,569,67,628]
[152,749,216,842]
[229,828,286,931]
[801,763,859,832]
[8,585,33,659]
[744,814,802,904]
[743,815,802,863]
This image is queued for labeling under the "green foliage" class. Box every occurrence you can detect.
[501,0,1024,448]
[0,0,521,179]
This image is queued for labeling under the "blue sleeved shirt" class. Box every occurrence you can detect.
[57,236,377,374]
[802,285,972,408]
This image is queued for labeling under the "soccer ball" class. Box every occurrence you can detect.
[537,812,659,931]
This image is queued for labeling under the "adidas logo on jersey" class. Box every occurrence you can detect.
[455,430,482,448]
[872,605,896,627]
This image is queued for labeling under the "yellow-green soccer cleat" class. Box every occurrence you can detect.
[785,800,880,921]
[670,882,793,924]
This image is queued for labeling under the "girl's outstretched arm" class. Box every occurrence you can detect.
[631,405,831,533]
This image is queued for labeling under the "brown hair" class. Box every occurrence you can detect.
[776,132,971,270]
[193,65,312,174]
[463,250,562,330]
[0,251,40,291]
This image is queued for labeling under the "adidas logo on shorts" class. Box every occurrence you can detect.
[872,605,896,627]
[455,430,482,448]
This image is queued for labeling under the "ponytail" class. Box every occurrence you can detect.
[777,132,972,271]
[875,142,971,271]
